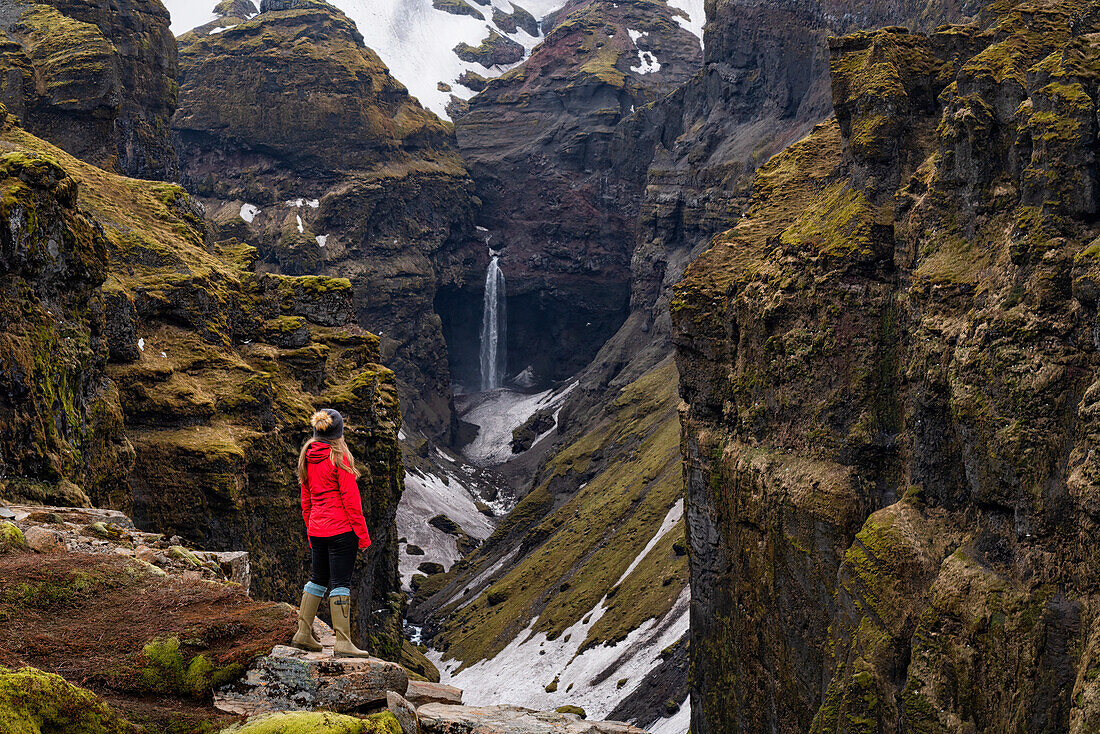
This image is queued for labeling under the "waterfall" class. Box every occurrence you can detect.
[480,254,507,391]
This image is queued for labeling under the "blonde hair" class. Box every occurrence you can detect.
[298,411,362,484]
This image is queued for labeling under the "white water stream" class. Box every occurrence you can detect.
[480,255,507,391]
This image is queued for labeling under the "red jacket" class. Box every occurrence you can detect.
[300,442,371,549]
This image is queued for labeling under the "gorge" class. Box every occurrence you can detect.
[2,0,1100,732]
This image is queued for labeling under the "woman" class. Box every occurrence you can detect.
[292,408,372,658]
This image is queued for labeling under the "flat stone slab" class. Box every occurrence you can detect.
[417,704,647,734]
[214,644,409,716]
[407,680,463,707]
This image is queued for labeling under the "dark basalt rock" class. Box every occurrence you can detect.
[673,1,1100,731]
[0,100,407,663]
[433,0,485,20]
[492,3,538,36]
[0,0,178,180]
[454,30,524,67]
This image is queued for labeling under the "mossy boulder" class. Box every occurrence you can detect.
[0,521,26,553]
[453,30,524,66]
[0,666,137,734]
[223,710,403,734]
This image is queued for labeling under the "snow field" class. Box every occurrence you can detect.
[458,382,577,467]
[397,468,495,589]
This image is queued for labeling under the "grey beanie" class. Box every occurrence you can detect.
[311,408,344,442]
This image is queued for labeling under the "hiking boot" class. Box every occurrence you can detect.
[291,590,324,652]
[330,595,371,658]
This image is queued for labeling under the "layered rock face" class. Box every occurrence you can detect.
[673,0,1100,730]
[0,0,178,179]
[173,0,477,441]
[445,0,701,387]
[0,108,406,659]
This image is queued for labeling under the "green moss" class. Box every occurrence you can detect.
[0,666,136,734]
[0,521,25,553]
[777,182,878,262]
[222,711,403,734]
[556,706,585,717]
[13,7,116,106]
[138,636,245,698]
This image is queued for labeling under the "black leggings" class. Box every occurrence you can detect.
[309,531,358,595]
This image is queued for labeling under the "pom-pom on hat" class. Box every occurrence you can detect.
[310,408,344,442]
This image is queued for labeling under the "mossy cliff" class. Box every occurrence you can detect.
[0,0,178,179]
[672,1,1100,731]
[173,0,477,442]
[443,0,701,388]
[0,109,405,659]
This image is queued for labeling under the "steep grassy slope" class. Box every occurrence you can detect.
[413,361,688,725]
[0,108,406,658]
[673,1,1100,730]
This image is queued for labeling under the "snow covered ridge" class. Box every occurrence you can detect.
[161,0,707,120]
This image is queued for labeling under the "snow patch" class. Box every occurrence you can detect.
[137,338,145,352]
[209,25,231,34]
[430,588,690,720]
[615,500,683,587]
[454,546,521,611]
[649,699,690,734]
[666,0,706,47]
[239,203,260,223]
[631,49,661,75]
[162,0,569,119]
[627,28,647,44]
[316,235,329,247]
[396,469,494,589]
[296,214,304,233]
[458,382,577,467]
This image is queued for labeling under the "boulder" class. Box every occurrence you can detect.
[416,704,645,734]
[202,550,251,592]
[387,690,420,734]
[406,680,463,707]
[224,710,401,734]
[214,645,409,716]
[23,526,65,554]
[0,522,25,553]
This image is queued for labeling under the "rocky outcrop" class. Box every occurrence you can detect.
[215,645,410,716]
[442,0,701,389]
[0,0,178,179]
[173,0,478,443]
[0,529,294,730]
[5,504,251,587]
[0,107,406,661]
[673,1,1100,731]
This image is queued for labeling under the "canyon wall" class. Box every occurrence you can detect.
[674,0,1100,730]
[173,0,478,442]
[0,0,408,660]
[446,0,702,387]
[0,0,178,179]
